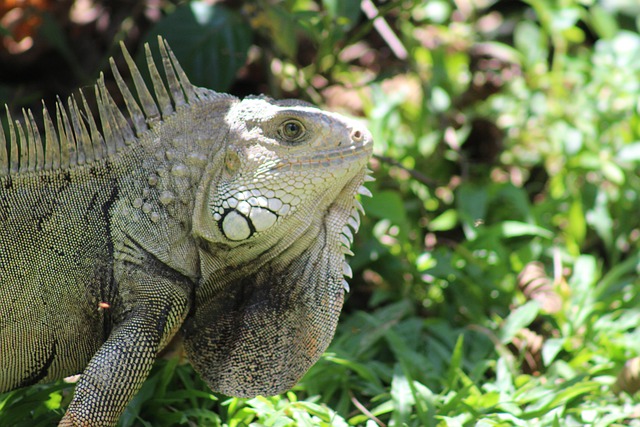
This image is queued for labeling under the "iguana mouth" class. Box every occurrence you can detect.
[267,137,373,172]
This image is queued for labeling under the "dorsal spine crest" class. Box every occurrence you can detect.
[0,37,199,178]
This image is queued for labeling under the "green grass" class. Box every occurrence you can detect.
[3,0,640,425]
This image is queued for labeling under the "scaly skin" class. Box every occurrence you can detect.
[0,38,373,426]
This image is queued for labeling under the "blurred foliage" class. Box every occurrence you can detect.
[3,0,640,425]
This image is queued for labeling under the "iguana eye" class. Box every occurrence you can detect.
[278,119,306,142]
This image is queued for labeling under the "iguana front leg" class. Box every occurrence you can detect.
[59,268,191,427]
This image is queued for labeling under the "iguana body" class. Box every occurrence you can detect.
[0,39,373,426]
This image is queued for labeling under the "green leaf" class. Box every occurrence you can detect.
[390,369,414,426]
[514,21,548,70]
[499,301,540,344]
[429,209,458,231]
[498,221,554,239]
[456,184,488,239]
[589,5,618,39]
[566,197,586,247]
[142,2,252,91]
[616,142,640,162]
[416,252,436,271]
[322,0,361,30]
[262,5,299,59]
[542,338,565,367]
[586,190,613,249]
[549,7,581,32]
[362,190,406,225]
[446,334,465,387]
[40,13,86,81]
[602,160,625,185]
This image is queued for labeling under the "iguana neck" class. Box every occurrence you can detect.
[182,169,368,398]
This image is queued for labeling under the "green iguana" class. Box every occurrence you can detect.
[0,38,373,426]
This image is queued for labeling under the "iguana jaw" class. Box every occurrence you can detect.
[196,164,370,282]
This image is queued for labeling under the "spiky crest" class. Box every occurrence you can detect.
[0,37,200,177]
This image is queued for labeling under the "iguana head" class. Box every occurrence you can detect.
[186,95,373,397]
[193,96,372,244]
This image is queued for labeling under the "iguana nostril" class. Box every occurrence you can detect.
[351,129,363,142]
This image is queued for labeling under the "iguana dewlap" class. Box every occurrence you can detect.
[0,39,373,426]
